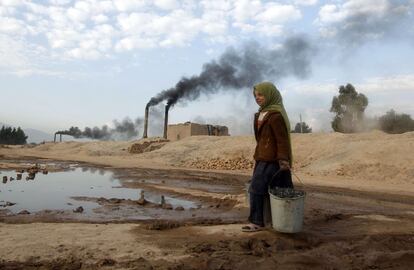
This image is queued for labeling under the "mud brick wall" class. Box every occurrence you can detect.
[167,123,229,141]
[167,123,192,141]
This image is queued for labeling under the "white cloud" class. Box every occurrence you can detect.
[231,1,301,36]
[154,0,179,10]
[113,0,147,12]
[67,6,89,22]
[357,74,414,93]
[65,47,102,60]
[294,0,318,6]
[0,0,25,7]
[0,17,27,34]
[116,9,204,49]
[0,34,64,76]
[256,3,301,24]
[0,0,308,71]
[49,0,71,5]
[0,5,16,16]
[318,4,347,24]
[232,0,262,23]
[92,14,109,24]
[115,37,156,51]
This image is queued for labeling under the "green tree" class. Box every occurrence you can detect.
[379,110,414,134]
[292,122,312,133]
[330,84,368,133]
[0,125,27,144]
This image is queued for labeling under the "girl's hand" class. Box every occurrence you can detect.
[279,160,290,171]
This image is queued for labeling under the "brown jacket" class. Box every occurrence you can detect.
[253,111,290,162]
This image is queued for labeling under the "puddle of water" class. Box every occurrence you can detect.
[121,178,239,194]
[0,168,196,214]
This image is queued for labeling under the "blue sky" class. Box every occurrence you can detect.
[1,0,414,136]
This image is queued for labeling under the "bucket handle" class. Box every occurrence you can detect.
[291,170,305,187]
[271,168,306,188]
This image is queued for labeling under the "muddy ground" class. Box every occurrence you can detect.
[0,157,413,269]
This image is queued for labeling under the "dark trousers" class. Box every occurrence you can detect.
[248,161,293,227]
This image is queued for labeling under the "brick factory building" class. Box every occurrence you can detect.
[167,122,229,141]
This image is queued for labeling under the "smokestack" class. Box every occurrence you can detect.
[143,104,149,138]
[163,104,170,139]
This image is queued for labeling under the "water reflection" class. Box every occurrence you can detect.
[0,166,196,214]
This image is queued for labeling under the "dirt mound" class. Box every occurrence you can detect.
[292,131,414,184]
[128,138,169,154]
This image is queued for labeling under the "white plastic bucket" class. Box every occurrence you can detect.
[269,189,305,233]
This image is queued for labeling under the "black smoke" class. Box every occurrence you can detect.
[58,117,143,140]
[326,1,413,45]
[147,36,314,108]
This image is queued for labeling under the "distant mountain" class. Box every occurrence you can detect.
[1,123,52,144]
[23,128,54,144]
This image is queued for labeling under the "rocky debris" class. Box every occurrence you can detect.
[2,176,7,183]
[175,206,185,211]
[27,164,41,175]
[128,138,169,154]
[73,206,84,213]
[16,174,22,180]
[336,168,345,176]
[18,210,30,215]
[108,198,122,204]
[185,156,254,171]
[97,258,116,267]
[160,195,173,210]
[42,169,48,175]
[0,201,16,207]
[146,220,181,230]
[26,173,36,180]
[137,190,148,205]
[9,177,14,181]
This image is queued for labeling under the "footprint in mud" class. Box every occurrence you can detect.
[187,235,317,258]
[324,213,345,222]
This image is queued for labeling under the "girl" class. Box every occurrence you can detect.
[242,82,294,232]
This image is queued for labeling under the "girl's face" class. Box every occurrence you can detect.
[254,90,265,107]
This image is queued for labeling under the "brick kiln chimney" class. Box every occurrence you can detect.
[163,104,170,139]
[53,132,62,143]
[143,104,149,138]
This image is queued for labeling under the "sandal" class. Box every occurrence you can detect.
[241,223,264,232]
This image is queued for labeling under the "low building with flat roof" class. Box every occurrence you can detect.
[167,122,229,141]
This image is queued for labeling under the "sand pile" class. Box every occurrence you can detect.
[291,130,414,184]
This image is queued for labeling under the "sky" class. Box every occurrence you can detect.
[1,0,414,137]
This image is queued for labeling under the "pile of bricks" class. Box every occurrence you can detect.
[128,139,169,154]
[185,157,254,170]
